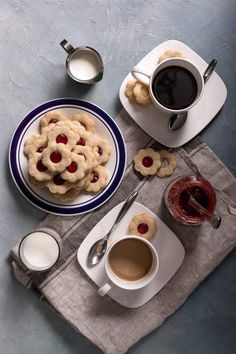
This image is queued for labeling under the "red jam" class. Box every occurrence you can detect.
[98,145,103,156]
[53,174,65,185]
[165,176,216,224]
[56,134,68,144]
[142,156,153,167]
[50,151,62,163]
[137,223,149,234]
[66,161,77,173]
[49,118,58,124]
[77,138,86,146]
[179,187,209,217]
[36,160,47,172]
[91,171,99,183]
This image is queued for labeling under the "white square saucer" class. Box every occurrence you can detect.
[77,201,185,308]
[119,40,227,148]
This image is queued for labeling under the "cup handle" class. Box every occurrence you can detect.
[131,65,152,86]
[98,281,112,296]
[60,39,74,54]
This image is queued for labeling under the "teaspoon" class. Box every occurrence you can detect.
[87,190,138,266]
[169,59,217,131]
[187,191,221,229]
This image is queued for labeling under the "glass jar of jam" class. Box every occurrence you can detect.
[164,175,217,225]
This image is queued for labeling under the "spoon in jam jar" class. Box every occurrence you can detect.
[186,190,221,229]
[87,190,138,266]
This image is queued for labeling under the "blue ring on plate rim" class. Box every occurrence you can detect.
[9,98,127,215]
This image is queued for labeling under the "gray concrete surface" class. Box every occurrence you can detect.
[0,1,235,353]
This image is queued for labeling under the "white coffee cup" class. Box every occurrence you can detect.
[132,57,204,114]
[98,235,159,296]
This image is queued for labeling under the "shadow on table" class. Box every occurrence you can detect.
[51,74,96,99]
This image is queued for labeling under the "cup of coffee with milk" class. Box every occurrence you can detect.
[98,236,159,296]
[132,57,204,114]
[60,39,103,84]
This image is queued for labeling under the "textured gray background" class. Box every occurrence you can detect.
[1,1,236,353]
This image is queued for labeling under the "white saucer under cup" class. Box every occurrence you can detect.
[119,39,227,148]
[77,201,185,308]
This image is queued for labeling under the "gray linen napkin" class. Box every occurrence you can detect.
[11,109,236,354]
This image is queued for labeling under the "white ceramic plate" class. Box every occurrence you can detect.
[77,201,185,308]
[9,98,127,215]
[119,39,227,148]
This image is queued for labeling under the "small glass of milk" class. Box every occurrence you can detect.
[60,39,103,84]
[19,228,61,272]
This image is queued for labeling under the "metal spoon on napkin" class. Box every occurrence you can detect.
[87,190,138,266]
[169,59,218,131]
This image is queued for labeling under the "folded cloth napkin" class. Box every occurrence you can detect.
[11,109,236,354]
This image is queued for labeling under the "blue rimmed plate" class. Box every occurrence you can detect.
[9,98,127,216]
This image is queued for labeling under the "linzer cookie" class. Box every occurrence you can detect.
[125,78,137,102]
[158,49,185,63]
[93,137,111,165]
[24,133,48,157]
[45,174,73,195]
[73,145,95,170]
[157,150,177,177]
[72,113,96,133]
[28,153,53,182]
[53,188,81,202]
[47,125,77,150]
[61,153,87,183]
[125,79,151,106]
[133,81,151,106]
[133,148,161,176]
[42,143,72,173]
[84,165,108,193]
[40,111,67,130]
[75,129,94,147]
[128,213,157,240]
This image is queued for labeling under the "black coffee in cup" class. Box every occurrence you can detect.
[152,66,198,110]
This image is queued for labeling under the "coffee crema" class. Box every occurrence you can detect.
[152,66,198,110]
[108,238,153,281]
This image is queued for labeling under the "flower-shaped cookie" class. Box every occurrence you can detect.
[56,120,84,135]
[157,150,177,177]
[40,111,67,130]
[84,165,108,193]
[133,148,161,176]
[72,113,96,133]
[45,174,74,194]
[133,81,151,106]
[93,137,111,165]
[75,129,94,147]
[61,153,87,183]
[125,79,137,102]
[53,188,81,202]
[47,125,77,150]
[158,49,185,63]
[28,174,47,189]
[42,143,71,173]
[24,133,48,157]
[128,213,157,240]
[28,153,53,182]
[73,145,95,170]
